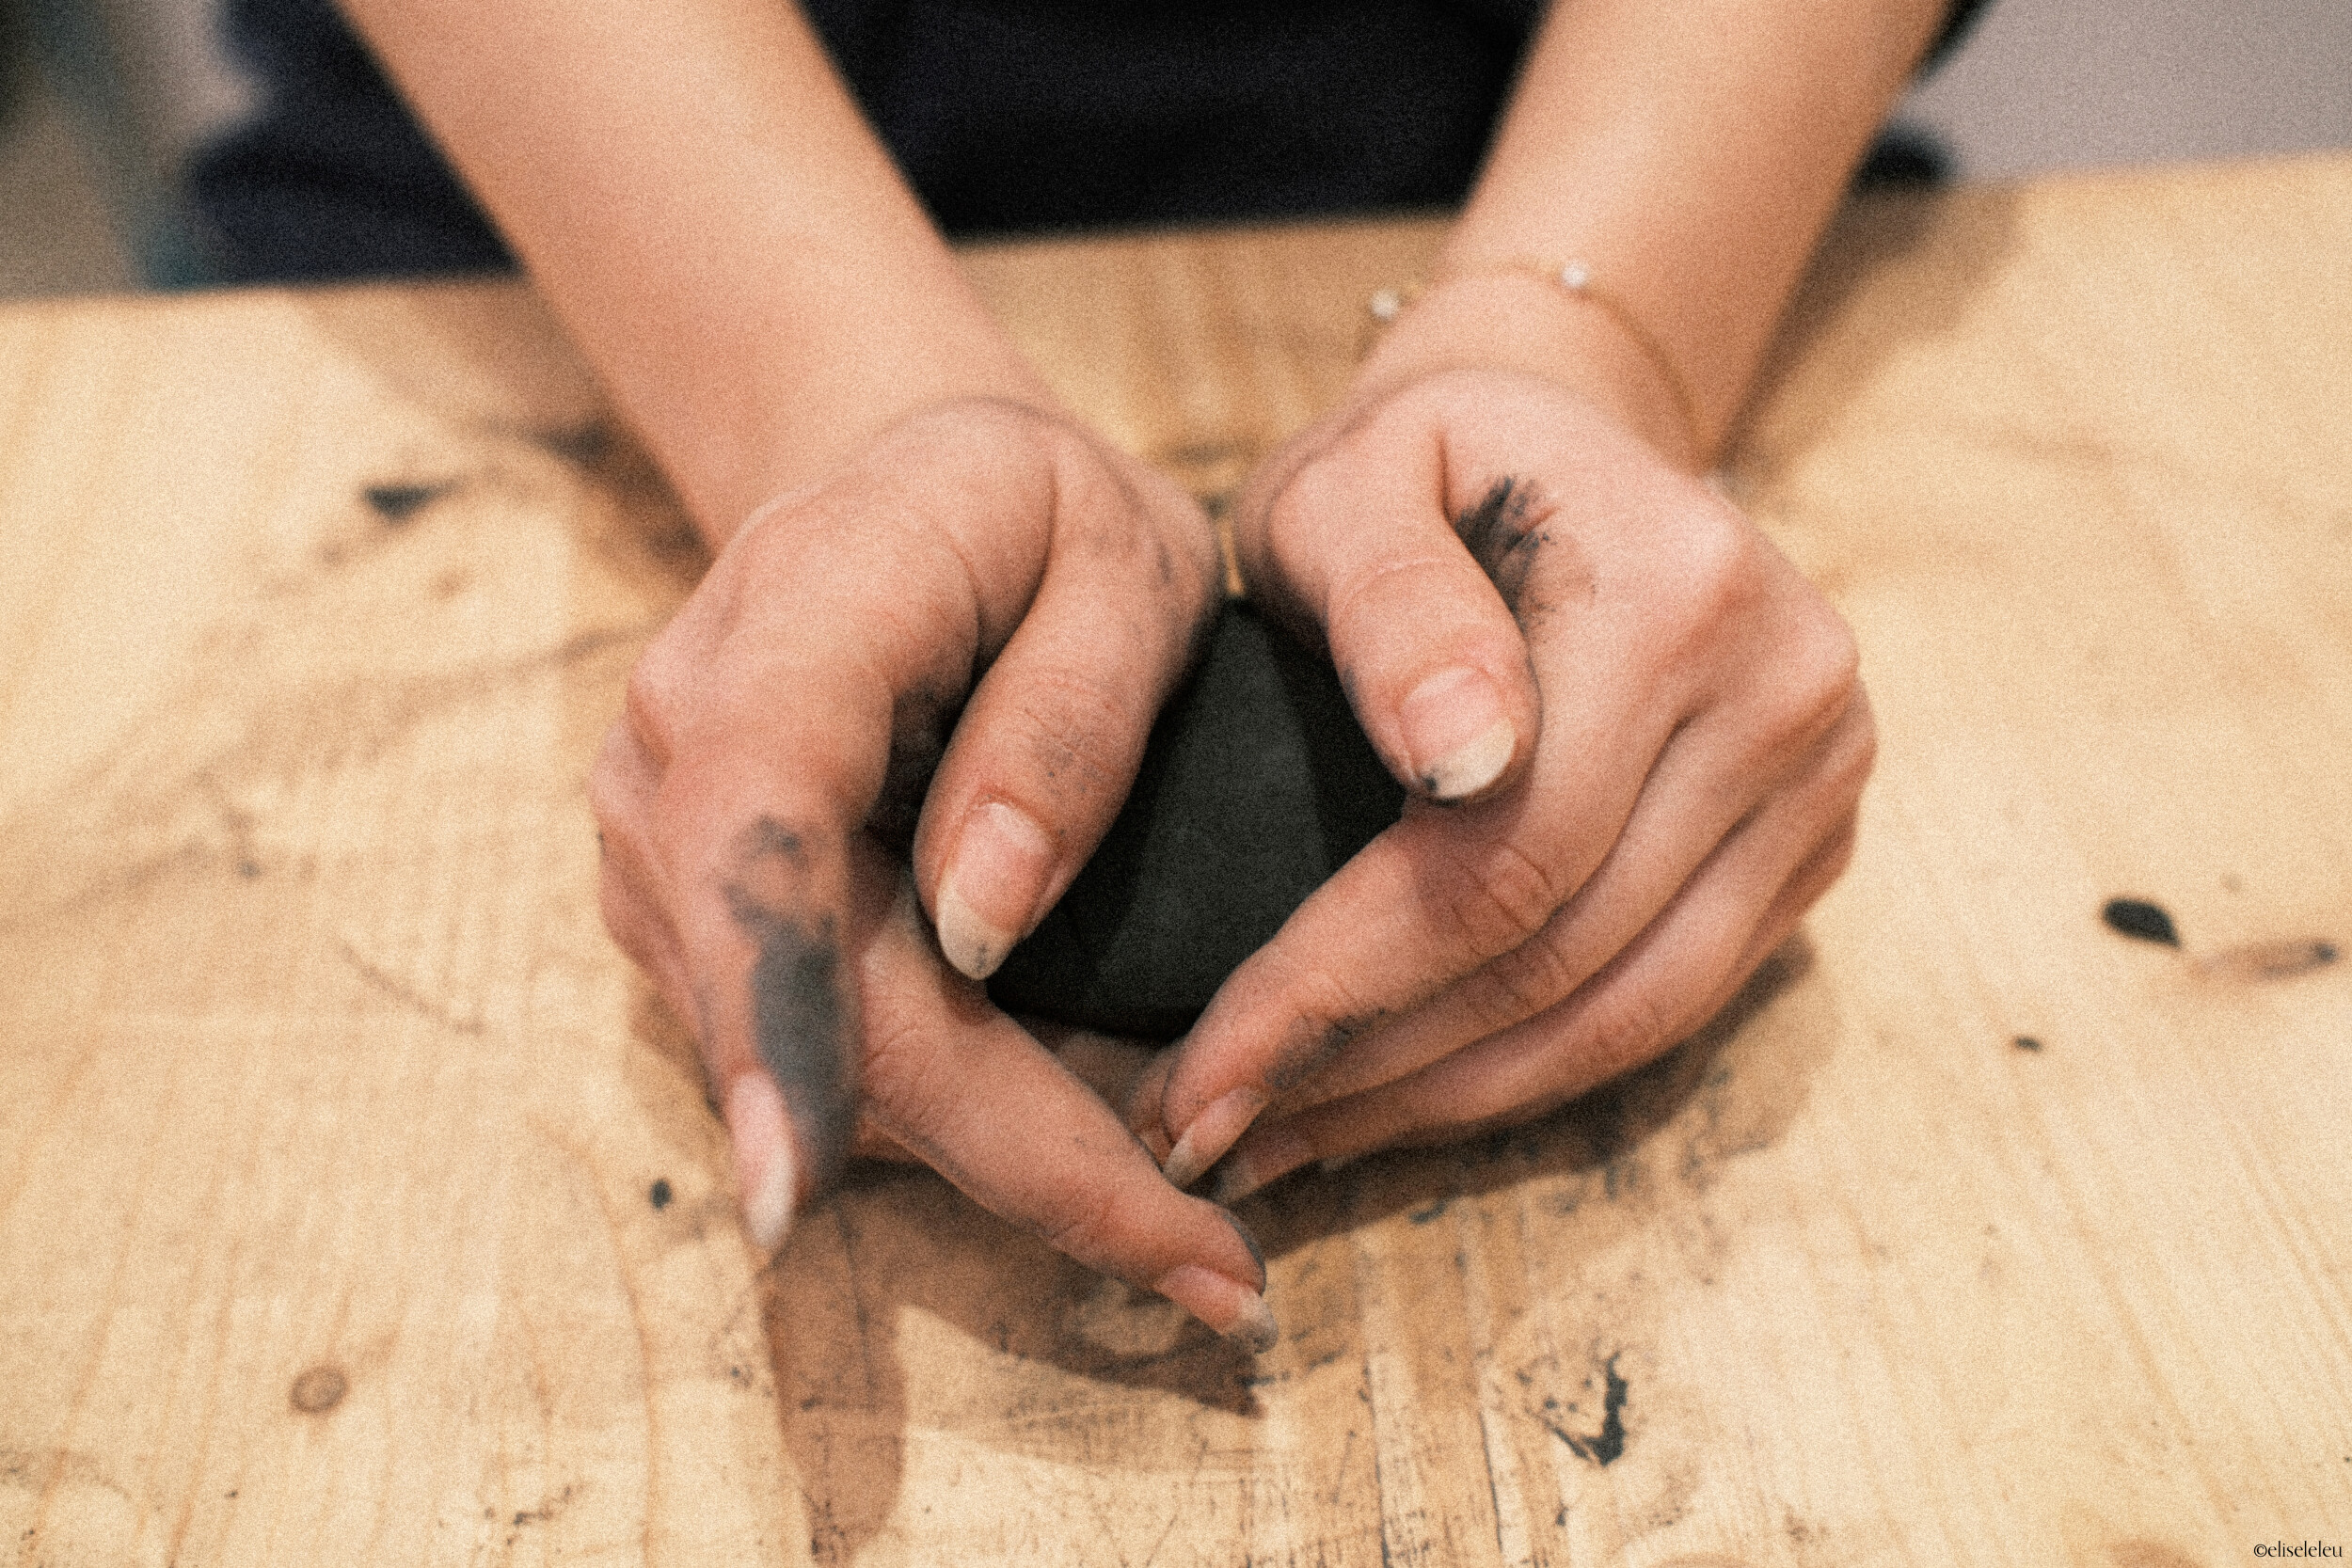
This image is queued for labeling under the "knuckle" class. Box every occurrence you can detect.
[1663,516,1762,641]
[595,866,656,968]
[1037,1182,1128,1270]
[622,647,690,765]
[1811,814,1863,887]
[586,718,656,828]
[1578,984,1684,1079]
[1009,667,1138,801]
[1442,837,1572,958]
[1469,926,1582,1035]
[1263,447,1345,557]
[858,1006,955,1145]
[1772,610,1864,739]
[585,753,631,837]
[595,865,692,1020]
[1818,693,1879,801]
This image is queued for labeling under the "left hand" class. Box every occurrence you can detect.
[1126,364,1875,1198]
[592,401,1277,1344]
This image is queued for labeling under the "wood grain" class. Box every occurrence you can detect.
[4,154,2349,1566]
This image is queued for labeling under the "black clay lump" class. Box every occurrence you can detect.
[988,600,1405,1038]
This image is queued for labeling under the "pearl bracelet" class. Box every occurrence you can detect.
[1367,259,1704,464]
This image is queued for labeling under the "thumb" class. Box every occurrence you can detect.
[1245,419,1541,804]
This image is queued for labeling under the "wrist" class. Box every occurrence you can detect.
[672,301,1064,551]
[1353,268,1710,471]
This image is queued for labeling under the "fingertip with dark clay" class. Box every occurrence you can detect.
[1454,476,1547,625]
[726,828,858,1190]
[744,911,855,1187]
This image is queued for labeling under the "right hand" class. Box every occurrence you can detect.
[1127,362,1872,1199]
[590,398,1278,1348]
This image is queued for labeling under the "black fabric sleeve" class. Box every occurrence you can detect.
[187,0,1994,283]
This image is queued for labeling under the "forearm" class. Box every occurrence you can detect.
[1366,0,1948,466]
[339,0,1053,544]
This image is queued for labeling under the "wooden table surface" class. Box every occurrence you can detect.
[5,152,2350,1567]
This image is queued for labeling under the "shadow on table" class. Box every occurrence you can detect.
[1727,180,2022,494]
[763,933,1834,1563]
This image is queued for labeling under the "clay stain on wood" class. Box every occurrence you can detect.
[504,1482,580,1542]
[1546,1352,1629,1466]
[649,1178,674,1211]
[534,422,613,467]
[361,482,454,525]
[2012,1035,2043,1053]
[2103,897,2180,946]
[289,1364,348,1415]
[2106,1540,2203,1568]
[2201,937,2339,982]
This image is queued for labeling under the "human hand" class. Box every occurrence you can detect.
[592,399,1277,1346]
[1127,367,1874,1197]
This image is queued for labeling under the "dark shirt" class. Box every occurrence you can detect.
[189,0,1987,283]
[184,0,1992,1033]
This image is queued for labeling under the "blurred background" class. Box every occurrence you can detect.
[2,0,2348,300]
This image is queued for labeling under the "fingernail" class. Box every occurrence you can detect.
[1161,1085,1268,1190]
[1225,1212,1267,1287]
[1399,666,1515,800]
[1212,1156,1265,1207]
[1213,1127,1306,1206]
[1155,1264,1279,1354]
[935,800,1055,980]
[724,1072,798,1252]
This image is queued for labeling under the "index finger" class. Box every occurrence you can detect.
[615,424,1042,1229]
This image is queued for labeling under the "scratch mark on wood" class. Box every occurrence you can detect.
[335,935,486,1035]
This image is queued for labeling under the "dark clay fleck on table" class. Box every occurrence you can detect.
[2102,897,2181,947]
[362,481,453,523]
[2011,1036,2042,1053]
[648,1178,673,1211]
[289,1365,349,1416]
[1545,1352,1629,1467]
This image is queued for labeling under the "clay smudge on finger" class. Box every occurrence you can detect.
[732,899,856,1191]
[1263,1009,1383,1094]
[1454,477,1549,626]
[1225,1211,1267,1283]
[724,820,857,1190]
